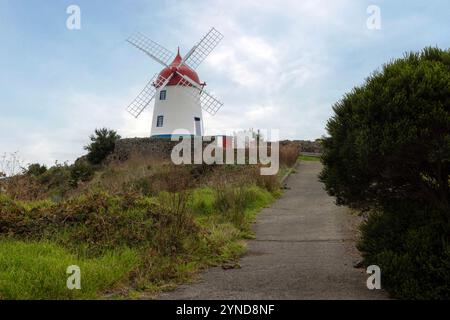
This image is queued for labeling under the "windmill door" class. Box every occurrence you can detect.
[194,117,202,136]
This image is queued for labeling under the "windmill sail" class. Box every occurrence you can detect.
[127,32,175,66]
[125,27,224,124]
[198,88,224,115]
[183,28,224,70]
[126,74,170,118]
[176,77,224,116]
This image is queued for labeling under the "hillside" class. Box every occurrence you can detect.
[0,138,301,299]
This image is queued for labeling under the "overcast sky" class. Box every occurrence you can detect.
[1,0,449,166]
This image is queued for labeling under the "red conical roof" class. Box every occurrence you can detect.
[156,48,201,87]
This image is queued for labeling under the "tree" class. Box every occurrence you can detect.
[320,47,450,211]
[84,128,121,165]
[319,47,450,299]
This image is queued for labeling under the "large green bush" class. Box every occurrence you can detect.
[321,47,449,209]
[85,128,121,165]
[320,47,450,299]
[358,201,450,299]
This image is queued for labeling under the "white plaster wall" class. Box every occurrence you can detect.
[151,85,204,136]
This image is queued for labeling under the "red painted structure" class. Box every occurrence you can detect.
[156,49,201,87]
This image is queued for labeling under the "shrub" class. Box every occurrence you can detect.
[320,47,450,299]
[37,162,72,201]
[85,128,121,165]
[70,159,95,187]
[358,201,450,299]
[25,163,47,176]
[0,175,42,201]
[320,47,450,209]
[0,191,198,257]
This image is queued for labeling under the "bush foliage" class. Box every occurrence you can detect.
[85,128,121,165]
[358,201,450,299]
[25,163,47,177]
[320,47,450,299]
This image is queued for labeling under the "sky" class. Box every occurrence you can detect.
[0,0,449,166]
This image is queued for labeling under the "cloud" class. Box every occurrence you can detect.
[0,87,155,166]
[2,0,448,165]
[167,0,357,141]
[0,0,371,165]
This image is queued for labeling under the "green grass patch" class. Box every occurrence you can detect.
[299,155,321,162]
[190,187,216,215]
[0,185,278,299]
[0,241,138,300]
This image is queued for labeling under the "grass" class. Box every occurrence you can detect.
[191,185,276,242]
[0,142,300,299]
[0,185,277,299]
[114,185,277,297]
[0,241,138,300]
[299,155,321,162]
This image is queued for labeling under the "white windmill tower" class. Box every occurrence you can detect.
[125,27,224,137]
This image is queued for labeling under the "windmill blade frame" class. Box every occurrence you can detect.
[127,31,175,67]
[176,76,224,116]
[198,88,224,116]
[126,74,172,118]
[183,27,224,70]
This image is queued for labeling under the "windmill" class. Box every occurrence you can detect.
[125,27,224,137]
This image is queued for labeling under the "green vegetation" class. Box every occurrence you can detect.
[357,203,450,299]
[320,47,450,299]
[299,155,320,162]
[0,134,298,299]
[0,184,275,299]
[85,128,121,165]
[25,163,47,177]
[69,159,95,187]
[0,241,138,300]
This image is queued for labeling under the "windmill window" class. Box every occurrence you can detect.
[156,115,164,127]
[159,90,167,100]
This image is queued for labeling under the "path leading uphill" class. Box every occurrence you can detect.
[159,161,387,299]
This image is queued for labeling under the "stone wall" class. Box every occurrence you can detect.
[110,137,218,162]
[111,138,179,161]
[109,137,321,163]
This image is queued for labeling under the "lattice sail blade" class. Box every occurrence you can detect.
[126,74,170,118]
[176,77,224,116]
[199,89,224,115]
[184,27,224,70]
[127,32,175,66]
